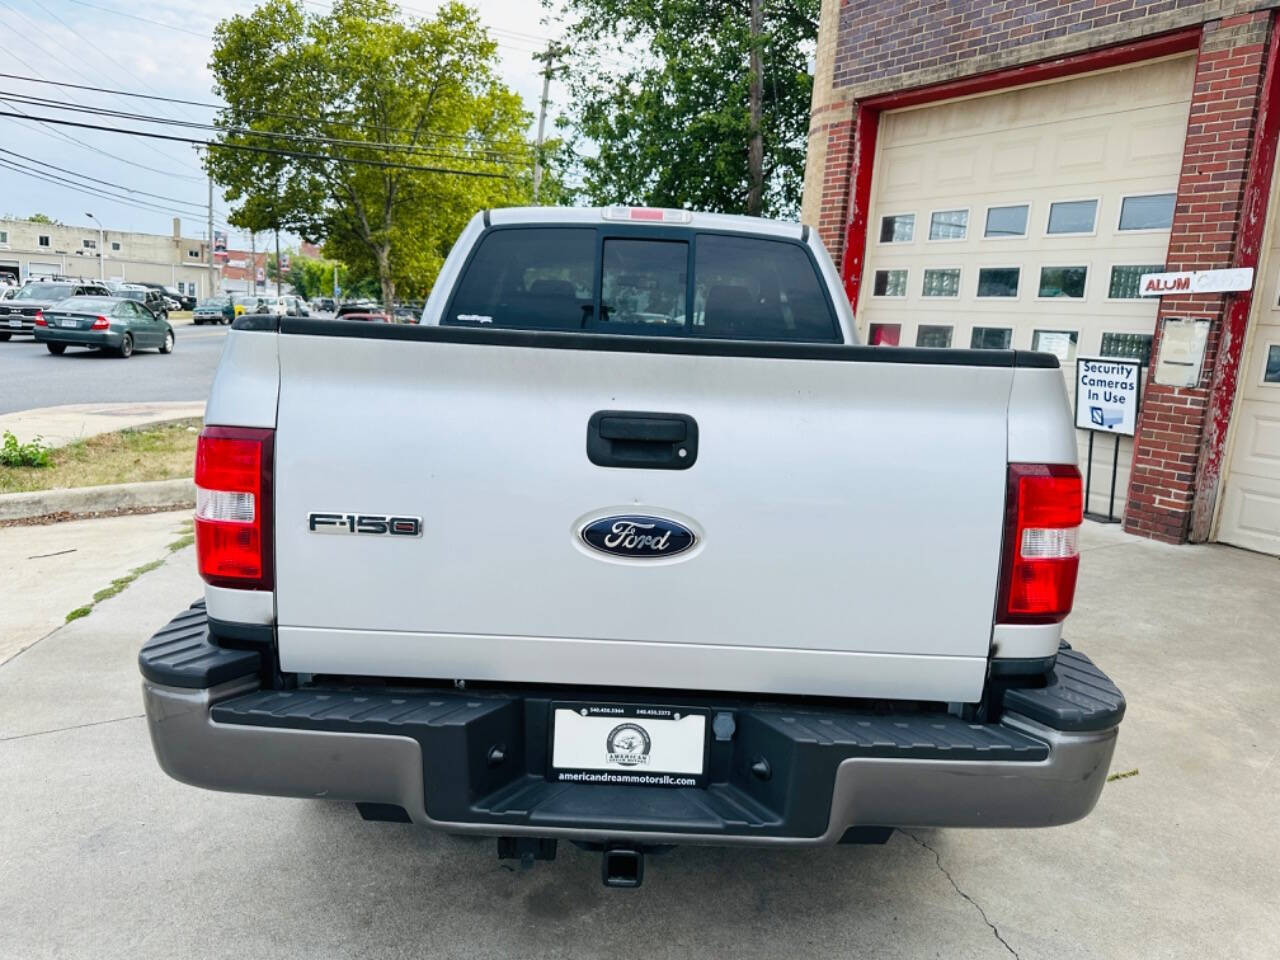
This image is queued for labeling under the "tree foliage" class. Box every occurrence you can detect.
[208,0,536,305]
[548,0,818,219]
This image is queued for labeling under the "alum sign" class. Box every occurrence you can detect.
[1075,358,1142,436]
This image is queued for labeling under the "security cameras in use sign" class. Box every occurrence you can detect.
[1075,358,1142,436]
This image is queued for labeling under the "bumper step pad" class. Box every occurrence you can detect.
[211,686,1051,838]
[1001,646,1126,732]
[138,602,260,689]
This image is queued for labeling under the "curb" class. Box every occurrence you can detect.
[0,478,195,522]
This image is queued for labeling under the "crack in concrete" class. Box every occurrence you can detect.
[0,713,144,743]
[902,830,1020,959]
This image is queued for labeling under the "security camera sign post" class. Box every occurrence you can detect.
[1074,357,1144,524]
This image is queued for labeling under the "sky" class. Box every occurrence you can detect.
[0,0,567,246]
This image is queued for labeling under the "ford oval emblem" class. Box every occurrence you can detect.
[580,515,696,559]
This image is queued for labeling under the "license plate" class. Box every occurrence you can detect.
[59,318,78,328]
[550,703,708,787]
[7,318,19,327]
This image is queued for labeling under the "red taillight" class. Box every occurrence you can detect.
[34,309,46,326]
[194,426,274,590]
[997,464,1082,624]
[90,315,109,330]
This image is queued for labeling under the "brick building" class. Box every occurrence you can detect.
[803,0,1280,556]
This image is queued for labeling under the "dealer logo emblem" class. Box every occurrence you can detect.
[606,722,651,766]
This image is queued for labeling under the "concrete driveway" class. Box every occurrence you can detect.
[1,522,1277,959]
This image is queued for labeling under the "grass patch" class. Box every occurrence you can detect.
[65,605,92,623]
[1107,768,1140,782]
[0,418,201,494]
[64,519,190,622]
[91,558,166,605]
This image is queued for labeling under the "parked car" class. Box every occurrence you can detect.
[193,296,235,325]
[335,310,390,322]
[230,293,261,318]
[316,297,336,313]
[334,301,379,318]
[162,296,182,312]
[162,285,196,311]
[392,305,419,323]
[279,294,310,317]
[34,295,174,358]
[139,206,1124,888]
[0,279,111,340]
[115,284,169,320]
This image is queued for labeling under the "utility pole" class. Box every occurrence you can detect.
[275,228,282,297]
[85,212,104,281]
[746,0,764,217]
[532,41,565,204]
[333,262,339,300]
[249,232,256,296]
[207,165,215,299]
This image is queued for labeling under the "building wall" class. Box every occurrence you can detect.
[0,217,218,297]
[803,0,1280,547]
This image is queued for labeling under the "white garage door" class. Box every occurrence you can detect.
[27,261,60,278]
[859,55,1195,516]
[1217,245,1280,555]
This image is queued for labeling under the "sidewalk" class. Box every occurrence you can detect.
[0,401,205,448]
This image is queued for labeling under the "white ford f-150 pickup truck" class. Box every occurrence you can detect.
[140,206,1125,887]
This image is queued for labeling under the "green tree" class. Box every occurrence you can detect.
[25,213,60,224]
[547,0,817,218]
[208,0,535,306]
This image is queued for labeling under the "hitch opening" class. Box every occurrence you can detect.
[602,847,644,888]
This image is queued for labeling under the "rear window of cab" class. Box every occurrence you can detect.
[445,227,840,343]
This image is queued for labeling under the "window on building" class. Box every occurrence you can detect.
[916,324,953,348]
[1100,332,1154,365]
[1265,344,1280,383]
[1109,264,1165,299]
[38,235,50,247]
[879,213,915,243]
[177,282,186,294]
[929,209,968,240]
[1047,199,1098,235]
[922,268,961,297]
[868,323,901,346]
[0,230,7,244]
[872,269,907,297]
[111,241,121,251]
[188,249,200,259]
[984,204,1029,238]
[1032,329,1079,363]
[971,327,1013,349]
[83,238,96,249]
[976,267,1020,298]
[1038,266,1088,299]
[1119,193,1175,231]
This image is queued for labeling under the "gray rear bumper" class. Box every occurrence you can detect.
[143,677,1119,846]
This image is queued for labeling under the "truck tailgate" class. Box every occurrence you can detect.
[272,330,1012,702]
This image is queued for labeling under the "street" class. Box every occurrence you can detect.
[2,520,1277,960]
[0,323,228,415]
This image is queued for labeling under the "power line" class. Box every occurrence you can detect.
[64,0,212,40]
[0,147,215,214]
[0,73,537,150]
[0,110,512,177]
[0,90,534,164]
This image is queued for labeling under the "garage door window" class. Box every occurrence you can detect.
[1101,332,1154,364]
[976,267,1020,298]
[872,269,908,298]
[1038,266,1088,299]
[1263,344,1280,383]
[929,209,968,241]
[868,323,901,346]
[1032,329,1078,363]
[922,268,961,298]
[1109,264,1165,299]
[879,214,914,243]
[971,327,1013,349]
[1118,193,1175,231]
[984,204,1029,238]
[916,325,953,348]
[1046,200,1098,236]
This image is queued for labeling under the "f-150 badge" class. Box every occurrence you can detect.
[308,513,422,537]
[580,515,695,558]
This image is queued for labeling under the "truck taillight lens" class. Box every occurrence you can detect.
[997,464,1082,624]
[194,426,274,589]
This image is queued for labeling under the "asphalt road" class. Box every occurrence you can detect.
[1,521,1278,959]
[0,322,229,414]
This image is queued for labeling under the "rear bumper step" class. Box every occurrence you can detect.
[140,606,1123,845]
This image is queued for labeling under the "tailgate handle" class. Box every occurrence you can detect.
[587,411,698,470]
